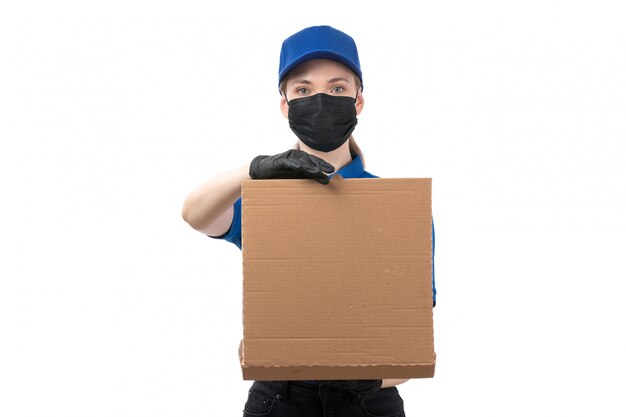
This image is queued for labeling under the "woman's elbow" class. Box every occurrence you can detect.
[181,197,200,229]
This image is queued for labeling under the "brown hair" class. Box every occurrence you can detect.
[280,71,366,167]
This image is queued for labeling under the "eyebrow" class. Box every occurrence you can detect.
[327,77,350,84]
[290,79,313,86]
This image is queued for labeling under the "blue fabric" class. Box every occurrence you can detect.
[217,197,242,249]
[210,154,436,304]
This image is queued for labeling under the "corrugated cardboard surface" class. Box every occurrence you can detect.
[240,177,434,381]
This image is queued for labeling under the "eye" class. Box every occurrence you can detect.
[331,86,345,94]
[297,87,310,95]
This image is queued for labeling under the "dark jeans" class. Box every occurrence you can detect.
[242,380,405,417]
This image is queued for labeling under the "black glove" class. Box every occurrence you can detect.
[249,149,335,184]
[325,379,383,398]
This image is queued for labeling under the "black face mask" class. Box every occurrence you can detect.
[287,93,358,152]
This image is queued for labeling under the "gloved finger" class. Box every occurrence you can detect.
[300,152,335,174]
[307,155,335,173]
[280,153,322,176]
[299,168,330,184]
[270,151,332,183]
[321,162,335,173]
[275,156,304,170]
[275,158,329,183]
[311,172,331,184]
[297,157,325,176]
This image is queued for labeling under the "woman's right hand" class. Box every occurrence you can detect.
[249,149,335,184]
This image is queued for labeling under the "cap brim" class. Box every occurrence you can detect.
[278,50,363,86]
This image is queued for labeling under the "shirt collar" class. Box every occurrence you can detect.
[332,153,365,179]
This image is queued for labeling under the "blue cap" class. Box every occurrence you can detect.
[278,25,362,90]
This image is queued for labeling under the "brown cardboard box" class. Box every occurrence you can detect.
[240,176,434,381]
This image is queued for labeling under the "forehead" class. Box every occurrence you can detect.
[286,59,355,86]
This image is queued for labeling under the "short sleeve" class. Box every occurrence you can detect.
[208,198,242,250]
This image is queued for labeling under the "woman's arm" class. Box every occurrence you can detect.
[182,150,334,235]
[181,163,250,235]
[381,378,410,389]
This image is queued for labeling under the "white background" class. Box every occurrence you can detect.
[1,1,625,416]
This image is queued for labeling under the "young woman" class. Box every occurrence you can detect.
[182,25,435,417]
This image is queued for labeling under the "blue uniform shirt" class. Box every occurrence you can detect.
[210,154,436,305]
